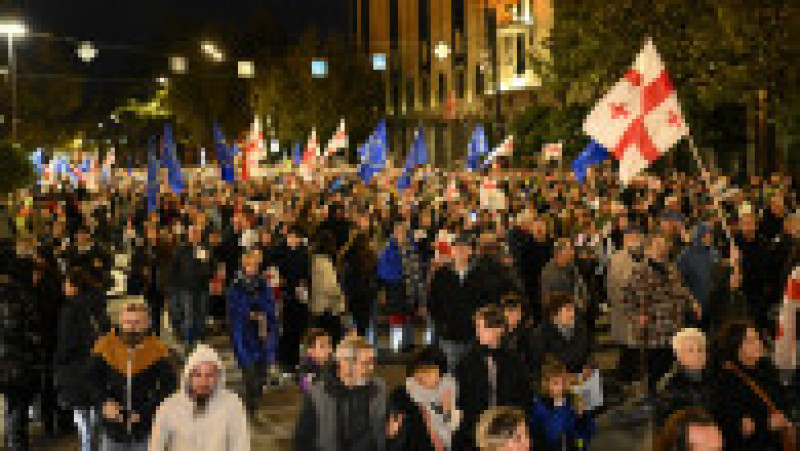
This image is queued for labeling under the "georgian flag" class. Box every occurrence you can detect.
[324,119,347,157]
[302,128,319,166]
[482,135,514,168]
[583,38,688,184]
[775,265,799,371]
[243,115,265,180]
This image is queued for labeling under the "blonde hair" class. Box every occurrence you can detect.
[334,335,373,362]
[671,328,706,356]
[476,406,526,450]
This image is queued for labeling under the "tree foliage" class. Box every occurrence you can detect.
[0,141,34,194]
[520,0,799,157]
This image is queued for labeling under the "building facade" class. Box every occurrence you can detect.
[350,0,553,167]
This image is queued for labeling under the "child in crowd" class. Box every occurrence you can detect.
[388,346,461,450]
[476,406,531,451]
[530,357,595,451]
[297,328,333,393]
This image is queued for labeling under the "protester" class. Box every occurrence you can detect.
[529,357,595,450]
[429,235,485,371]
[149,344,250,451]
[621,233,700,395]
[499,294,536,384]
[166,224,213,349]
[509,212,553,325]
[530,293,593,385]
[713,320,793,450]
[55,268,112,451]
[1,236,42,451]
[273,224,311,371]
[297,328,334,394]
[654,328,716,424]
[293,335,388,451]
[387,346,461,450]
[227,250,279,418]
[653,407,724,451]
[540,238,589,317]
[87,297,175,450]
[475,406,530,451]
[310,230,347,343]
[454,305,529,450]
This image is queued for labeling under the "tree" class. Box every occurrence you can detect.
[0,40,85,148]
[0,141,34,194]
[523,0,799,169]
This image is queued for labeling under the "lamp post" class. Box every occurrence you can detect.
[0,18,27,143]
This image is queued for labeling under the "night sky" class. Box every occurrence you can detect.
[14,0,349,117]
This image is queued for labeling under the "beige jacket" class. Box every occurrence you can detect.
[310,254,346,316]
[606,248,638,346]
[149,345,249,451]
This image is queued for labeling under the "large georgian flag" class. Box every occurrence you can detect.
[583,38,688,184]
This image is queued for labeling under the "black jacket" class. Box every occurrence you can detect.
[530,318,593,378]
[167,242,212,292]
[453,345,530,450]
[54,290,112,408]
[654,365,717,425]
[508,228,553,317]
[0,247,42,394]
[714,359,789,451]
[87,332,176,443]
[429,265,497,343]
[387,387,439,451]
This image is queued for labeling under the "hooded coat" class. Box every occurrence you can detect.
[149,344,250,451]
[677,223,717,308]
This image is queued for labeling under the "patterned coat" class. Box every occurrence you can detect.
[620,259,696,349]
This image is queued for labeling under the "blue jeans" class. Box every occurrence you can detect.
[73,408,98,451]
[169,289,209,349]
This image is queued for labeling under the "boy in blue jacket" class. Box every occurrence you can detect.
[227,250,278,418]
[530,357,595,450]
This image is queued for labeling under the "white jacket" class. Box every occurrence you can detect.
[149,344,250,451]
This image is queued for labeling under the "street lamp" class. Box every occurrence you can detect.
[77,41,97,63]
[200,41,224,62]
[237,60,255,79]
[156,76,169,86]
[0,17,27,143]
[169,55,187,74]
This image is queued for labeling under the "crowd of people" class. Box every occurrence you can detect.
[1,159,797,451]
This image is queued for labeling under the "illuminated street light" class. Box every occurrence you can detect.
[434,41,450,60]
[0,16,27,143]
[237,60,255,79]
[170,56,187,74]
[371,53,386,71]
[156,76,169,86]
[77,41,97,63]
[98,122,103,129]
[200,41,224,62]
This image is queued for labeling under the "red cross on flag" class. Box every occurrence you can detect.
[244,115,265,180]
[583,38,688,184]
[302,128,319,166]
[324,119,348,157]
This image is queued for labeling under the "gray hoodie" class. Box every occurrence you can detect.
[149,344,250,451]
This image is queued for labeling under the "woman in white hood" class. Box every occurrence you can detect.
[149,344,250,451]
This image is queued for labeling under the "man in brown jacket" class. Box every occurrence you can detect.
[621,233,701,397]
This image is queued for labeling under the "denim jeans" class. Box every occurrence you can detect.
[169,289,209,349]
[74,408,98,451]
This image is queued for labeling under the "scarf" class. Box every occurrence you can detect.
[406,375,459,449]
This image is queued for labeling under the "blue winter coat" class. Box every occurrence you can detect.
[530,395,595,450]
[227,276,278,368]
[377,237,404,283]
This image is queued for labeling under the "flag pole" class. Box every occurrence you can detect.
[686,135,734,244]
